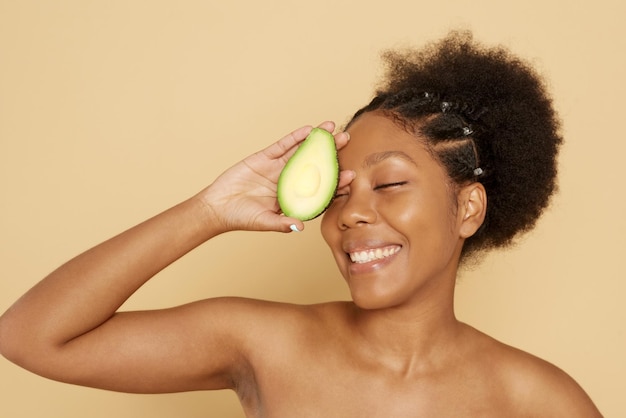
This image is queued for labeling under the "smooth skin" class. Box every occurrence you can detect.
[0,114,601,417]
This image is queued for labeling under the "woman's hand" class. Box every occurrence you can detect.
[199,121,352,234]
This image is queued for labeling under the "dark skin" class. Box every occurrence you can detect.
[0,114,601,417]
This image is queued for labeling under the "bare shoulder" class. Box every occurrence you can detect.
[200,296,342,331]
[198,297,345,356]
[469,327,602,417]
[200,297,346,386]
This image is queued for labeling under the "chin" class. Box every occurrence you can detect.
[348,288,403,311]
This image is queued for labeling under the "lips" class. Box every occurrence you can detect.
[347,245,401,264]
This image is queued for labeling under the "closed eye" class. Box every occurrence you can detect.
[334,181,407,198]
[374,181,408,190]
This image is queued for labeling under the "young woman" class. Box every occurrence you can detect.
[0,31,601,417]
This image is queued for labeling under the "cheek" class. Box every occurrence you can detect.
[320,208,338,246]
[320,209,348,272]
[387,193,455,242]
[383,194,421,225]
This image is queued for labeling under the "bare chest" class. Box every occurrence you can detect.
[238,357,514,418]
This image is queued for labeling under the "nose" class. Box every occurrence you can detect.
[337,190,377,230]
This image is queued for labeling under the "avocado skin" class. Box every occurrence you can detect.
[277,128,339,221]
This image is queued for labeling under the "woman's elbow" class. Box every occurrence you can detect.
[0,306,42,368]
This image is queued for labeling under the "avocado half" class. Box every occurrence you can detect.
[277,128,339,221]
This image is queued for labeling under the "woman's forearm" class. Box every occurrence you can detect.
[0,194,217,363]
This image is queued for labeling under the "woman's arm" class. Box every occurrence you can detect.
[0,122,351,393]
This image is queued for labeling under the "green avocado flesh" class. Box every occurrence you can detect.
[277,128,339,221]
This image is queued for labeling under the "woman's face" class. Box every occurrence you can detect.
[321,112,466,310]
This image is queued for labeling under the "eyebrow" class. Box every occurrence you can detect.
[362,150,418,169]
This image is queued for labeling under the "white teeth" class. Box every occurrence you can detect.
[349,246,400,264]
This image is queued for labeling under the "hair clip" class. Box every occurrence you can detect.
[440,101,451,112]
[473,167,484,177]
[462,126,473,136]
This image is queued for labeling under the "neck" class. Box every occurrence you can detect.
[348,260,464,374]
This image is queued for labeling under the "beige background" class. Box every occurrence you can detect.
[1,1,624,417]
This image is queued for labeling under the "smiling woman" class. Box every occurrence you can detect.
[321,113,476,311]
[0,31,602,417]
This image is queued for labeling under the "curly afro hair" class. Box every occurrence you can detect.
[348,30,562,261]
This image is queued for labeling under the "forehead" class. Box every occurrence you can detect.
[341,112,432,168]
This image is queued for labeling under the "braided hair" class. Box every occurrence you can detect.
[349,31,562,261]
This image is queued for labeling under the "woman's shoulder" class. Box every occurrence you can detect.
[192,297,348,343]
[466,326,602,417]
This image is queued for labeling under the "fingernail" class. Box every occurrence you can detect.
[290,224,301,232]
[344,131,350,141]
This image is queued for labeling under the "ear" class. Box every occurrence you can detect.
[457,182,487,239]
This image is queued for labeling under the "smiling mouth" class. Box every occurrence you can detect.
[348,245,401,264]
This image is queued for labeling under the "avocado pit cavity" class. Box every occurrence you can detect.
[294,163,321,198]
